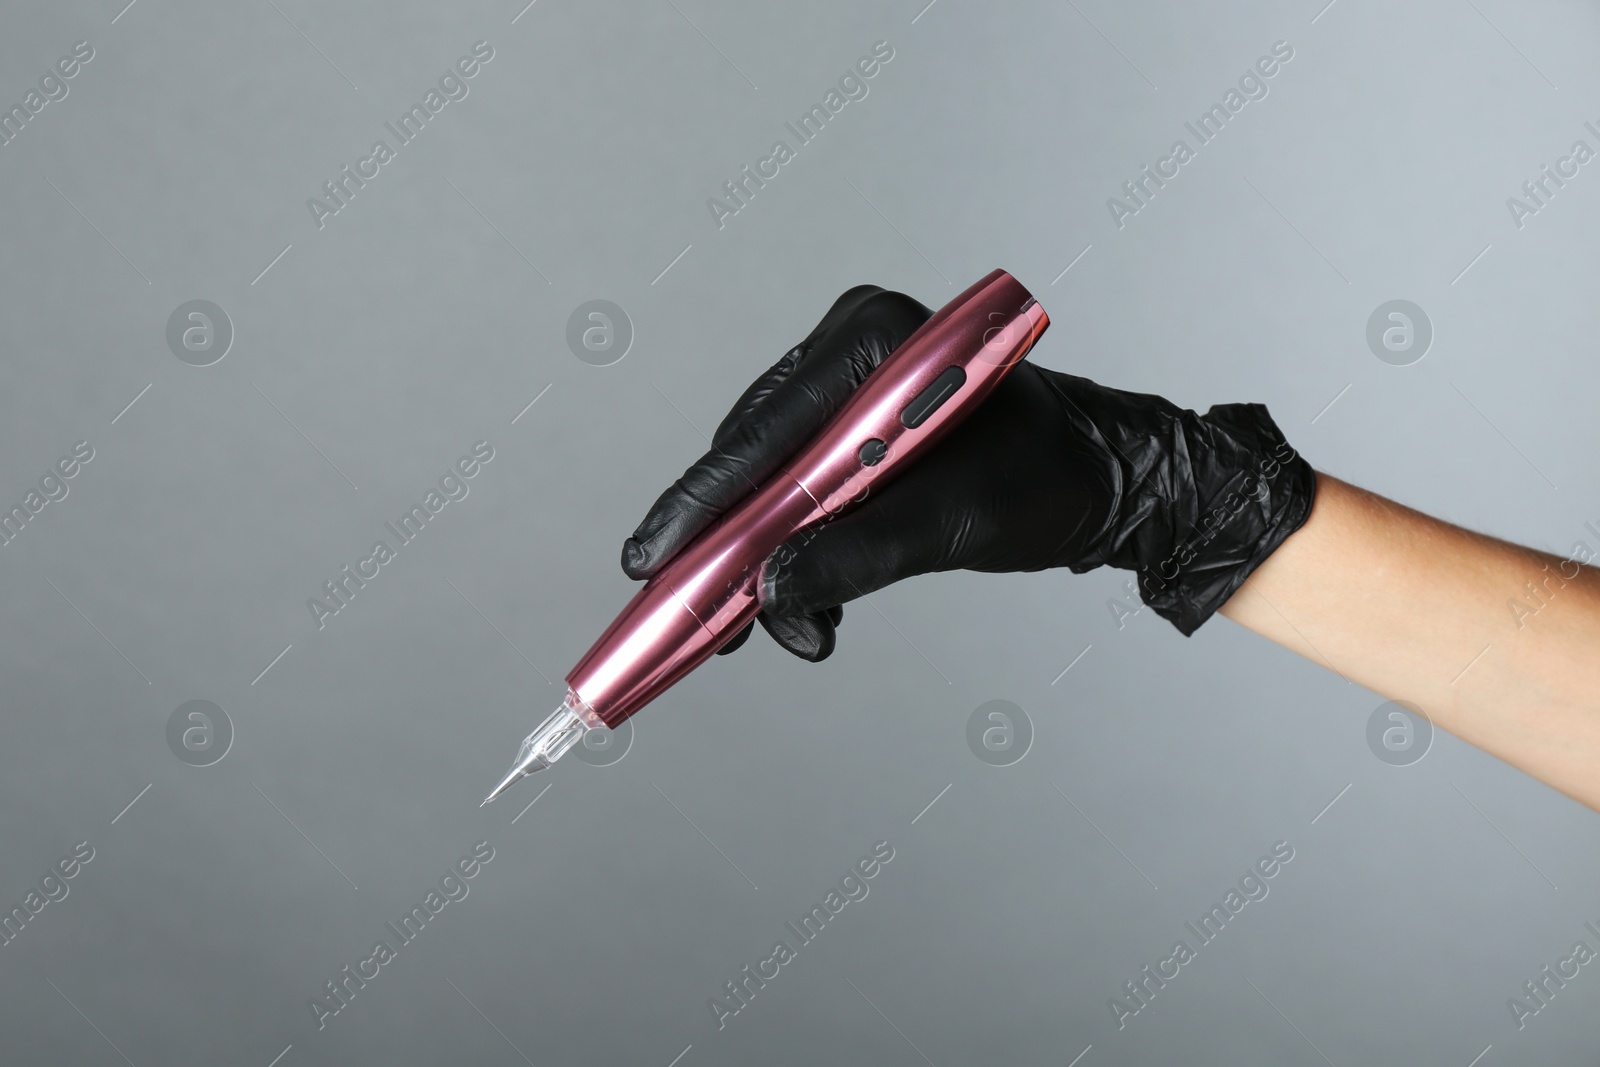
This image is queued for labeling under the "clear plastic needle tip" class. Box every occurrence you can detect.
[480,698,589,806]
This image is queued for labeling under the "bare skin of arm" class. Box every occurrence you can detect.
[1219,473,1600,812]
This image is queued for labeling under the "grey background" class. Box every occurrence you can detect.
[1,0,1598,1063]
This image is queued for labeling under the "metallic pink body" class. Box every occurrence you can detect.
[568,270,1050,728]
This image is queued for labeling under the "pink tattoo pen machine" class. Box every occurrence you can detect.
[482,269,1048,804]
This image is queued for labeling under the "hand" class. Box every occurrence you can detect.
[621,284,1316,660]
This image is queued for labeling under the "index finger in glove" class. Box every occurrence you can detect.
[621,285,932,580]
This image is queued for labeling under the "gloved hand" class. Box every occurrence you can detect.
[621,284,1317,660]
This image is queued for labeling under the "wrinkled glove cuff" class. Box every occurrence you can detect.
[1131,402,1316,635]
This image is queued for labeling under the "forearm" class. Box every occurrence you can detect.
[1220,473,1600,811]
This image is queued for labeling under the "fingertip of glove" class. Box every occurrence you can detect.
[786,620,836,662]
[797,624,836,662]
[758,612,836,662]
[620,536,653,580]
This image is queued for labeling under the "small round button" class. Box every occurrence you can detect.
[858,438,887,466]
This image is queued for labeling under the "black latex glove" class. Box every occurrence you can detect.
[621,284,1317,660]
